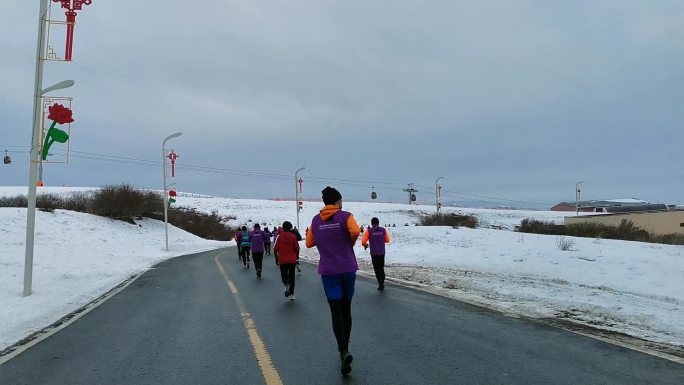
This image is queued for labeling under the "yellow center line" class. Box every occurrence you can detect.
[214,252,284,385]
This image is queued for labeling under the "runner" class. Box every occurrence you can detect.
[234,228,242,260]
[250,224,266,278]
[263,227,272,256]
[274,221,300,300]
[239,225,251,268]
[361,217,391,290]
[306,186,361,376]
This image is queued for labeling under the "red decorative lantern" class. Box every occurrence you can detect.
[167,150,179,177]
[52,1,94,61]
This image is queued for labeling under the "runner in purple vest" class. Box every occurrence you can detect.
[250,224,266,278]
[305,186,361,376]
[361,217,391,290]
[263,227,272,256]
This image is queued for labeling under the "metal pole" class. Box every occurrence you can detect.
[436,177,443,213]
[162,132,182,251]
[163,144,167,251]
[575,181,583,216]
[295,167,305,231]
[24,0,49,297]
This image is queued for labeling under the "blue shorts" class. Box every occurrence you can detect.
[321,272,356,300]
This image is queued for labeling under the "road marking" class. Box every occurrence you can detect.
[0,271,145,365]
[215,255,239,294]
[214,253,284,385]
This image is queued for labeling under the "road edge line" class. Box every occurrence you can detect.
[0,271,145,365]
[383,275,684,365]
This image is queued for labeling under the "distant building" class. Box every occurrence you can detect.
[551,199,658,213]
[565,209,684,236]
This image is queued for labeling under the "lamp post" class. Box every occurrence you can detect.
[295,167,305,231]
[24,80,75,297]
[435,176,444,213]
[575,181,583,216]
[163,132,182,251]
[23,1,77,297]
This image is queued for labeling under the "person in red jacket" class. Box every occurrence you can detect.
[274,221,300,300]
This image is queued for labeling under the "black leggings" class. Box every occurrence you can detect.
[279,264,296,293]
[264,242,271,255]
[240,246,251,265]
[328,299,352,355]
[371,255,385,286]
[253,252,264,272]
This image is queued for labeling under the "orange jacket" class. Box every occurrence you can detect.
[361,226,391,248]
[305,205,361,248]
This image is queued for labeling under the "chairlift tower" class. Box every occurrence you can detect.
[435,177,443,212]
[403,183,418,205]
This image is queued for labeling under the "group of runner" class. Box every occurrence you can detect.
[232,186,391,376]
[234,223,303,296]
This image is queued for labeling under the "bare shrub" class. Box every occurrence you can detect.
[61,191,92,212]
[420,213,478,228]
[565,220,651,242]
[652,233,684,245]
[36,193,63,212]
[0,186,236,241]
[90,184,161,220]
[519,218,683,246]
[0,195,28,207]
[517,219,564,235]
[556,236,575,251]
[166,207,237,240]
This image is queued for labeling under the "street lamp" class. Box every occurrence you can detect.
[163,132,182,251]
[41,80,75,95]
[295,167,306,231]
[435,176,444,213]
[24,77,76,297]
[575,181,583,216]
[23,3,76,297]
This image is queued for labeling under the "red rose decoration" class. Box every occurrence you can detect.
[47,103,75,125]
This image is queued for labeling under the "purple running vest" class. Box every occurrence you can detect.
[250,230,265,253]
[368,226,387,255]
[311,210,359,275]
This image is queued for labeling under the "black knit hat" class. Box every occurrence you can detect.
[322,186,342,205]
[282,221,293,231]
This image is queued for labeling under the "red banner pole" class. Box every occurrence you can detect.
[64,11,76,61]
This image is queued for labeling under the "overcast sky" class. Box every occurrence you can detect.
[1,0,683,208]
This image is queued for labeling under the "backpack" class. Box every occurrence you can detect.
[241,232,250,243]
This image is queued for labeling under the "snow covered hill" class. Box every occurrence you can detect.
[1,187,682,354]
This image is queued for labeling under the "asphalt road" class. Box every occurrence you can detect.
[1,247,682,384]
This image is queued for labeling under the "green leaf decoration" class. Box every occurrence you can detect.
[51,129,69,143]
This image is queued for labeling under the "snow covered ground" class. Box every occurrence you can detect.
[1,186,683,354]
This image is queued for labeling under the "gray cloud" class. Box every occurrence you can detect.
[1,0,683,207]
